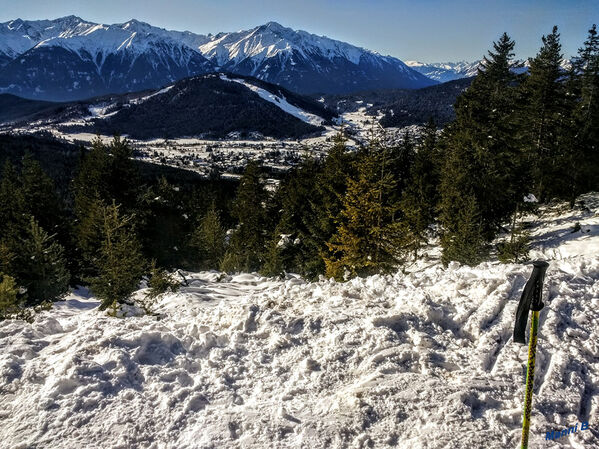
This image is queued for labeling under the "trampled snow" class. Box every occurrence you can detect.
[1,195,598,448]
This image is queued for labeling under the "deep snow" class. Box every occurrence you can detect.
[1,195,598,449]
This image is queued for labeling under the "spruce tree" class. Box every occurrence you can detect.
[263,158,321,278]
[400,119,440,255]
[0,273,21,320]
[325,143,406,279]
[569,24,599,195]
[440,193,487,266]
[221,161,269,272]
[20,153,65,235]
[304,133,354,275]
[520,26,570,201]
[439,33,524,265]
[18,217,70,305]
[91,202,147,311]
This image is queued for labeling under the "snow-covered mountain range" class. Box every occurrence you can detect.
[406,58,573,82]
[405,61,481,82]
[0,16,435,101]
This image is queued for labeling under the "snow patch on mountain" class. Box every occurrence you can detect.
[220,74,325,126]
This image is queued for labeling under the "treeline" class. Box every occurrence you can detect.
[0,25,598,317]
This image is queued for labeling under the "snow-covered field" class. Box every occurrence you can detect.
[1,195,598,449]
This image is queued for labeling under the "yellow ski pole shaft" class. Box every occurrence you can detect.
[520,310,539,449]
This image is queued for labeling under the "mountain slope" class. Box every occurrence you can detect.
[7,73,336,139]
[0,17,435,101]
[0,194,597,448]
[198,21,436,94]
[0,94,59,123]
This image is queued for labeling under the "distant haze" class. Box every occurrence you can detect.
[0,0,596,61]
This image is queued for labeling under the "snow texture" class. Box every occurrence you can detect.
[1,194,598,448]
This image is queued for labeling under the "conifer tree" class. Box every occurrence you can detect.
[400,119,440,255]
[0,161,27,249]
[263,158,321,278]
[304,133,354,275]
[325,143,406,279]
[0,273,21,320]
[221,161,269,272]
[569,24,599,195]
[91,202,147,311]
[20,153,64,234]
[73,139,113,274]
[440,193,487,266]
[520,26,570,201]
[192,202,226,270]
[18,217,70,304]
[439,33,524,265]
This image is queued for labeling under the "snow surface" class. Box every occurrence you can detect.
[220,75,324,126]
[1,195,598,448]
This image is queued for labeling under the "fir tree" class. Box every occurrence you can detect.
[20,153,65,235]
[91,202,147,311]
[18,217,70,305]
[0,161,27,252]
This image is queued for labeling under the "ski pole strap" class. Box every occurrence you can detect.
[513,261,549,344]
[521,310,539,449]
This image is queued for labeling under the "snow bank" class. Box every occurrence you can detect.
[1,196,598,448]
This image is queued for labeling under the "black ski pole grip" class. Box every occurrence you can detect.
[513,261,549,344]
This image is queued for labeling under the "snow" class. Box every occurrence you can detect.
[220,74,325,126]
[1,195,599,449]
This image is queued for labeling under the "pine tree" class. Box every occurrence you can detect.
[192,202,226,270]
[91,202,147,311]
[221,161,269,273]
[18,217,70,304]
[521,26,570,201]
[439,33,524,265]
[325,143,407,279]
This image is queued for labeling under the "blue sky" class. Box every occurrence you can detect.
[0,0,596,61]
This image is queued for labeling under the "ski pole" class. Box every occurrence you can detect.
[513,260,549,449]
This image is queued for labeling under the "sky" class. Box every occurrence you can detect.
[0,0,597,62]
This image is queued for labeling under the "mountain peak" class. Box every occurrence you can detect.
[262,21,286,31]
